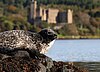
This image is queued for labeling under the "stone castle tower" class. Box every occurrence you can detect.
[33,0,37,19]
[28,0,37,24]
[67,9,73,24]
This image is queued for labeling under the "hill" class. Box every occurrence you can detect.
[0,0,100,38]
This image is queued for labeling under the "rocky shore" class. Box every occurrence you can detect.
[0,50,88,72]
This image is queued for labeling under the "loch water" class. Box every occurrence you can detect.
[46,39,100,72]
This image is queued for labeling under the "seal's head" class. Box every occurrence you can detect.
[38,28,57,43]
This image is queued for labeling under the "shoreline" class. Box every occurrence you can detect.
[57,38,100,40]
[57,36,100,40]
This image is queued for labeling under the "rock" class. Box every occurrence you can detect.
[38,63,46,72]
[14,51,30,58]
[38,54,54,71]
[51,61,69,72]
[0,57,45,72]
[0,53,11,60]
[0,50,88,72]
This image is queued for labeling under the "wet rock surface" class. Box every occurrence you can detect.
[0,51,88,72]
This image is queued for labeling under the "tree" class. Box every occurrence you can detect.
[3,20,14,30]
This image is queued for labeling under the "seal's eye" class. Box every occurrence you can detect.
[47,32,52,35]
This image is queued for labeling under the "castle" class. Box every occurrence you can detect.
[28,0,73,24]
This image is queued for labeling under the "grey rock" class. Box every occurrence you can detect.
[38,63,46,72]
[14,51,30,58]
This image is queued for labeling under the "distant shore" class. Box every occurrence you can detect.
[58,35,100,40]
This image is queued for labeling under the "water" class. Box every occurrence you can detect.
[46,39,100,72]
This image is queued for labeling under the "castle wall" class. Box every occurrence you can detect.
[28,0,73,24]
[67,9,73,24]
[28,0,37,21]
[47,8,59,24]
[33,0,37,19]
[57,12,67,23]
[40,7,47,21]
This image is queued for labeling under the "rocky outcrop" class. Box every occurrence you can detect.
[0,51,88,72]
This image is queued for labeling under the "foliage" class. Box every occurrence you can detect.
[37,0,100,10]
[0,0,99,37]
[3,20,14,30]
[7,5,18,13]
[0,16,33,32]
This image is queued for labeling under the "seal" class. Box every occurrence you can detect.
[0,29,57,57]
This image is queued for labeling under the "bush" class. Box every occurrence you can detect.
[7,5,18,13]
[3,20,14,30]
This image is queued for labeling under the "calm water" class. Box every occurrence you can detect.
[46,39,100,72]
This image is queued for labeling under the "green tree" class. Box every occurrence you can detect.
[3,20,14,30]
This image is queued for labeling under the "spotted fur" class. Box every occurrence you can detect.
[0,29,57,55]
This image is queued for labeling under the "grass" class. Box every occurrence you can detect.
[57,34,100,39]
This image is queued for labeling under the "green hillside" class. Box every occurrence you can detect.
[0,0,100,39]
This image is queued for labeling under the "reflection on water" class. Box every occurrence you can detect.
[46,39,100,72]
[75,62,100,72]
